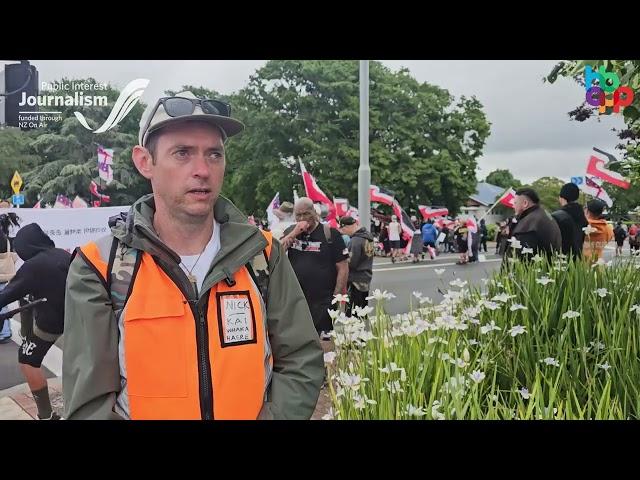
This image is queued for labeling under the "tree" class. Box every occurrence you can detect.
[0,128,41,201]
[545,60,640,181]
[484,169,522,189]
[222,60,491,216]
[524,177,565,212]
[0,78,150,206]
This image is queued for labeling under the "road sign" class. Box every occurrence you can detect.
[571,176,584,186]
[11,194,24,206]
[11,171,23,194]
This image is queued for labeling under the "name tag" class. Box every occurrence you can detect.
[217,292,257,347]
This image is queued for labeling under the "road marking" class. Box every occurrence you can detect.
[374,259,502,273]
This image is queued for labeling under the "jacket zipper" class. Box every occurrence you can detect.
[153,256,216,420]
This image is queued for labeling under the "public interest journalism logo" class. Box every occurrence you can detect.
[17,78,149,131]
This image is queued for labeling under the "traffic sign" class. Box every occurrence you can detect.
[11,194,24,206]
[11,171,23,194]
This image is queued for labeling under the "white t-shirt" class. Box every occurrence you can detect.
[388,221,401,241]
[179,220,221,293]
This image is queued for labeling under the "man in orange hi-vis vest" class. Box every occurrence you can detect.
[62,91,324,420]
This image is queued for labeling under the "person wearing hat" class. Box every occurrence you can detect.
[339,216,374,314]
[63,91,323,420]
[551,182,588,260]
[583,199,614,263]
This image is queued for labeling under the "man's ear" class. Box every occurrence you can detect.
[132,146,154,180]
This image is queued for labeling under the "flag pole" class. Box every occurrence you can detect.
[479,187,512,222]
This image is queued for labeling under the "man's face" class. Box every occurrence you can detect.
[294,204,318,230]
[341,223,358,236]
[513,195,530,216]
[133,122,225,222]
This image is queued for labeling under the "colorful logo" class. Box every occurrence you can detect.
[584,66,634,114]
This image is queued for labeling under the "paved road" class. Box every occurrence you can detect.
[370,252,503,315]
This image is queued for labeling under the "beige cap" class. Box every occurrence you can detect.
[138,90,245,146]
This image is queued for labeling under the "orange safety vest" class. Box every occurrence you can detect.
[78,232,273,420]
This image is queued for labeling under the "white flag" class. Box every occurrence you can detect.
[266,192,280,228]
[97,146,114,185]
[72,196,88,208]
[579,176,613,207]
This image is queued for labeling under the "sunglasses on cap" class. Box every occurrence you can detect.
[142,96,232,145]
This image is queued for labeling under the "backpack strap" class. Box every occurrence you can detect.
[107,237,141,318]
[323,223,333,244]
[245,230,273,308]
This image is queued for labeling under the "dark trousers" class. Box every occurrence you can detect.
[481,238,488,252]
[347,283,369,316]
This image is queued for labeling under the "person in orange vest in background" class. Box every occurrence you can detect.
[62,91,324,420]
[629,223,640,255]
[583,199,614,263]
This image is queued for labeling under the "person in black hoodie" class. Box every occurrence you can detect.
[551,183,589,260]
[0,223,70,419]
[339,216,374,314]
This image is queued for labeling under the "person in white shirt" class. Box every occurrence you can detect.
[387,215,403,263]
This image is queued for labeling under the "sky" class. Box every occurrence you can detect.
[1,59,626,185]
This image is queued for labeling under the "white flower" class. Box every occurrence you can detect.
[519,387,531,400]
[510,303,528,312]
[321,408,335,420]
[366,289,396,301]
[583,225,598,235]
[353,394,366,410]
[455,358,468,368]
[509,325,527,337]
[594,288,608,298]
[463,307,481,318]
[323,351,337,365]
[536,276,555,286]
[521,247,534,255]
[492,293,515,303]
[383,380,404,394]
[562,310,580,320]
[435,269,445,275]
[481,278,490,285]
[431,401,445,420]
[597,362,611,372]
[366,399,377,405]
[338,371,362,391]
[353,305,374,317]
[469,370,485,384]
[508,237,522,249]
[412,291,423,300]
[630,304,640,315]
[531,254,544,263]
[482,300,500,311]
[578,345,591,354]
[469,339,480,346]
[419,297,433,305]
[590,341,605,352]
[462,348,470,363]
[541,357,560,367]
[469,318,480,325]
[406,404,426,417]
[332,293,349,305]
[480,320,502,334]
[328,309,340,320]
[591,258,607,268]
[450,278,468,288]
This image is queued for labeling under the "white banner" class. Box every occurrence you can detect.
[0,206,130,252]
